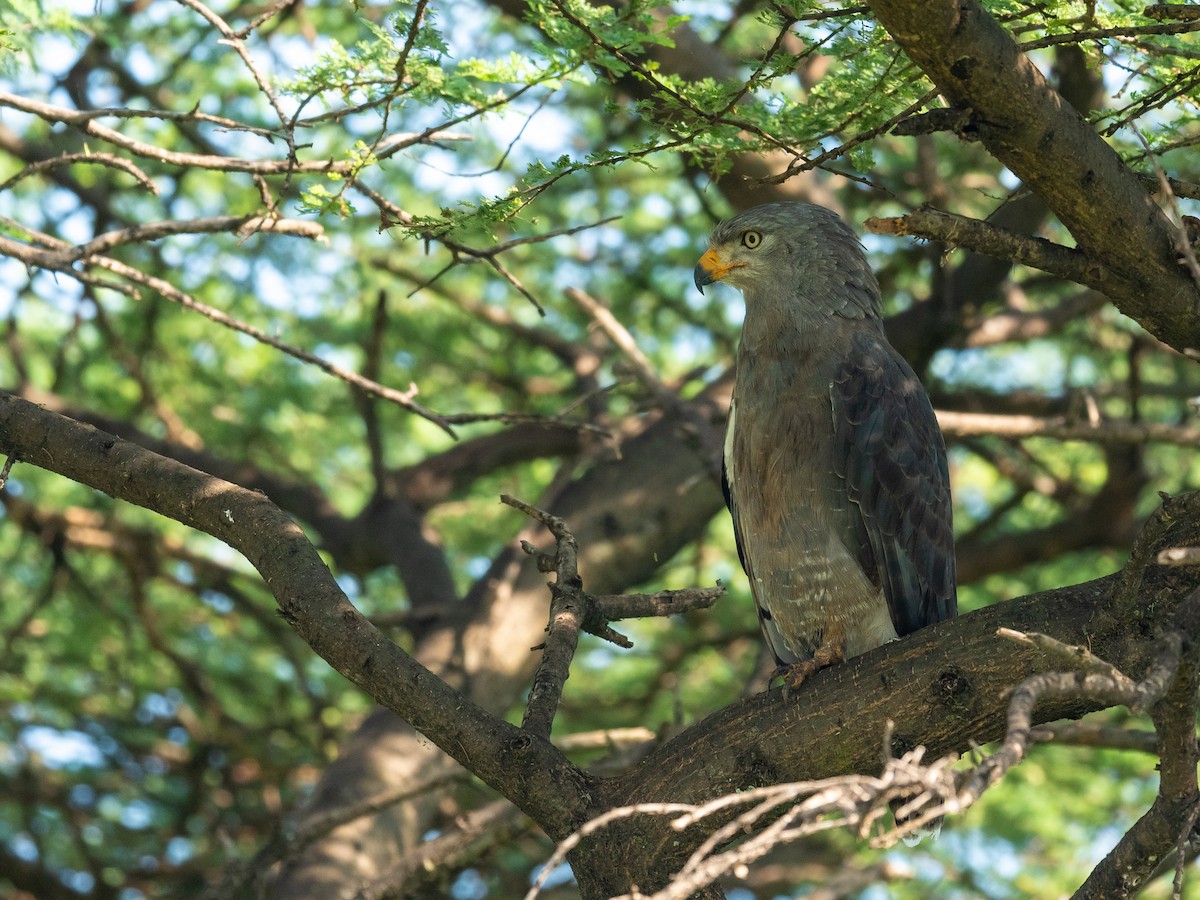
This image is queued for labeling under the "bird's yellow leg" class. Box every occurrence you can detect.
[777,623,846,693]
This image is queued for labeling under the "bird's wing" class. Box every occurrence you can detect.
[831,331,957,635]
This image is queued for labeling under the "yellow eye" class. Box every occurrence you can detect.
[741,230,762,249]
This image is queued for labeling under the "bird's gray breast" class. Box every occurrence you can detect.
[726,344,895,662]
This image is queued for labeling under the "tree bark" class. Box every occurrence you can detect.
[867,0,1200,353]
[5,391,1199,897]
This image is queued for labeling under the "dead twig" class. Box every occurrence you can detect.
[958,629,1183,810]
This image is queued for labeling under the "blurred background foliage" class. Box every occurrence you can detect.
[0,0,1198,896]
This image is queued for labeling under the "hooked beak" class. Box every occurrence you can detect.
[693,247,742,294]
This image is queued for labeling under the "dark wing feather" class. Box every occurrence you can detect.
[832,331,956,635]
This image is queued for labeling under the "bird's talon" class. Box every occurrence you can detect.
[774,661,820,696]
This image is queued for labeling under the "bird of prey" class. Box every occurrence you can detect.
[694,202,956,689]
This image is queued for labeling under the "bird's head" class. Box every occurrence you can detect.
[694,202,881,320]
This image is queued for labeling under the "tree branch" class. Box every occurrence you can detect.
[866,0,1200,353]
[1073,588,1200,899]
[936,409,1200,448]
[576,489,1200,892]
[866,207,1106,291]
[0,232,456,435]
[959,290,1107,348]
[1030,721,1159,755]
[1144,4,1200,22]
[564,286,724,479]
[0,90,341,175]
[8,387,1200,897]
[0,391,590,838]
[503,494,728,736]
[555,582,1200,899]
[502,493,589,739]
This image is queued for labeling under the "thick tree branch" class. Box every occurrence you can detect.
[570,491,1200,894]
[272,373,731,898]
[1145,4,1200,22]
[8,388,1200,898]
[563,617,1197,900]
[1073,589,1200,899]
[0,391,590,839]
[4,385,464,598]
[866,208,1121,296]
[866,0,1200,353]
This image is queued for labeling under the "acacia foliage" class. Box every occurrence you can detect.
[0,0,1199,898]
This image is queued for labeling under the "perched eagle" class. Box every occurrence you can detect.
[695,202,957,688]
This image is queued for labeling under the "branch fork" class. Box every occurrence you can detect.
[501,494,724,740]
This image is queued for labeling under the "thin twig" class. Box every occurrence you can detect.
[959,630,1183,809]
[65,215,325,259]
[523,803,696,900]
[394,0,430,82]
[1134,128,1200,292]
[173,0,290,128]
[0,151,158,194]
[0,91,343,175]
[1030,721,1158,754]
[207,771,468,899]
[0,232,457,435]
[562,286,724,474]
[590,585,725,622]
[355,798,526,900]
[232,0,301,38]
[1175,801,1200,899]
